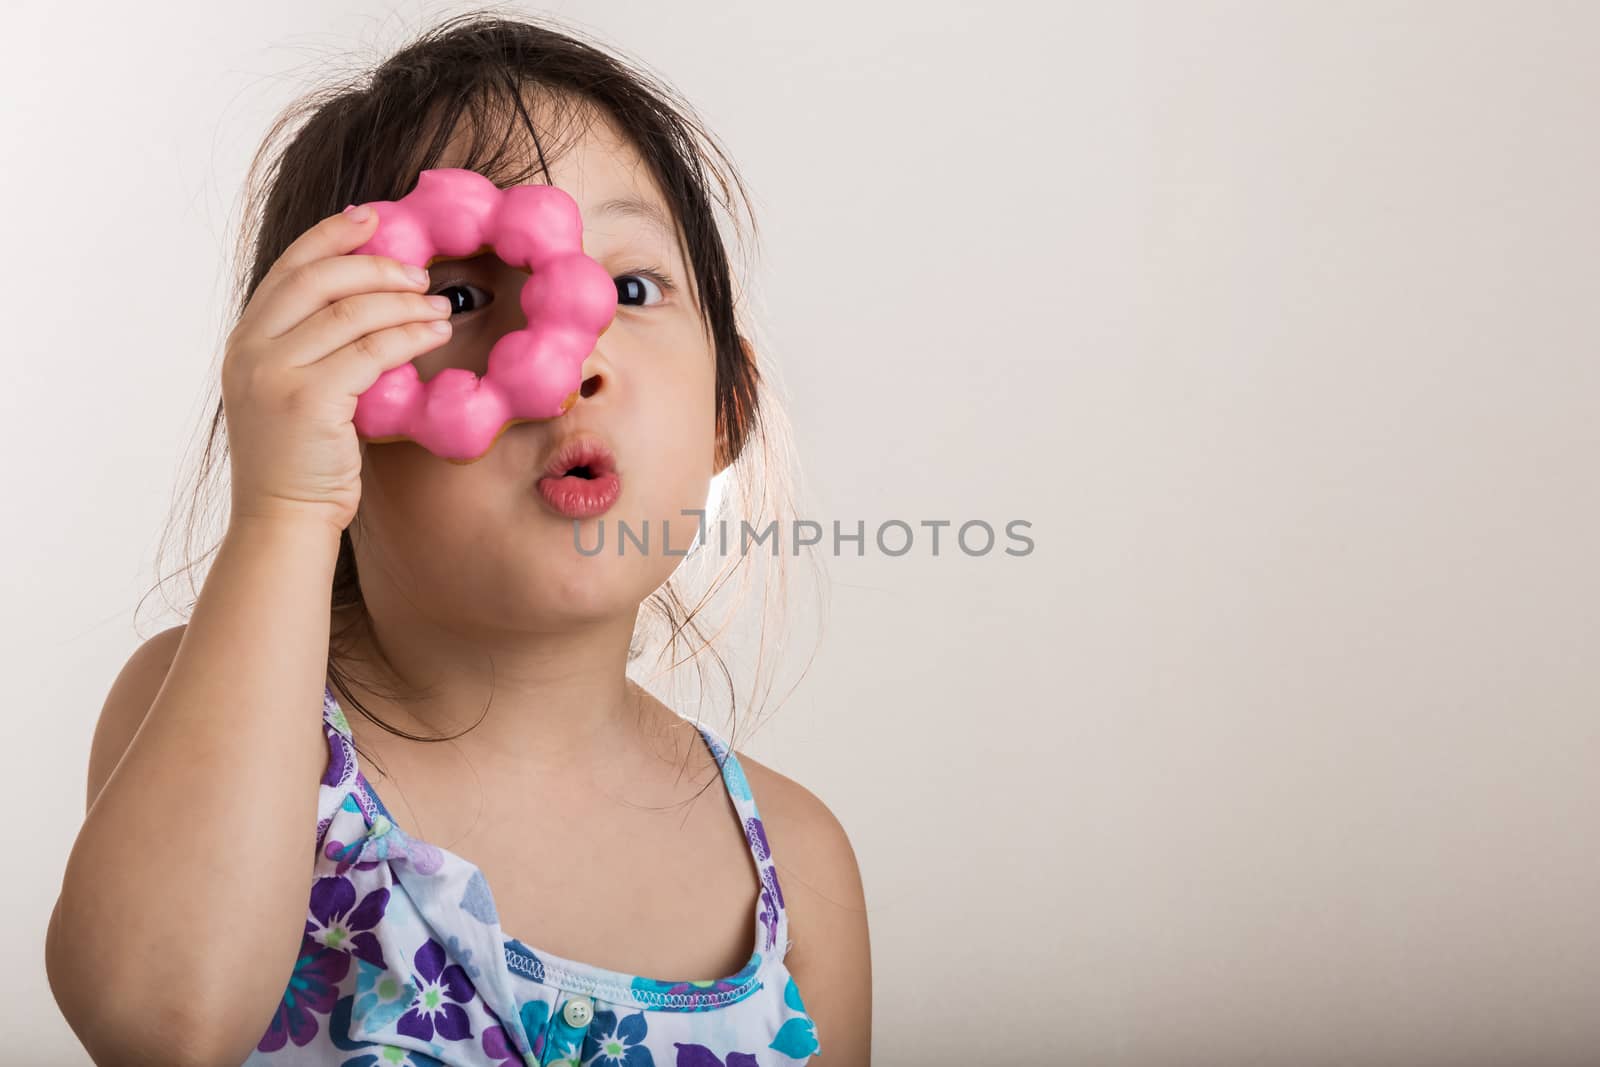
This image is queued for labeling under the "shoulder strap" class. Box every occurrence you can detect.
[696,722,792,958]
[314,682,363,847]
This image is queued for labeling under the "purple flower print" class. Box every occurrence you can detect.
[744,817,770,861]
[755,856,787,950]
[761,864,785,911]
[397,937,478,1042]
[323,727,355,787]
[674,1045,760,1067]
[481,1022,523,1066]
[306,875,389,971]
[256,931,350,1052]
[323,834,385,876]
[757,889,778,951]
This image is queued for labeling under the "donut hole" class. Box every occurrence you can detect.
[410,248,515,384]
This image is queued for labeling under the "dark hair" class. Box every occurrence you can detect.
[139,9,824,788]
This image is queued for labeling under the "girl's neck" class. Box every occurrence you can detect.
[328,604,649,774]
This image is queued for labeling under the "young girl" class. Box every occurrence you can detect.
[45,12,870,1066]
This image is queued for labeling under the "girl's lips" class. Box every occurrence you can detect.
[539,434,618,481]
[536,469,621,519]
[535,433,621,518]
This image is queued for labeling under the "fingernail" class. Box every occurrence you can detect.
[404,265,430,286]
[346,204,372,222]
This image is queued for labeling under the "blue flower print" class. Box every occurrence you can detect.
[544,1031,585,1067]
[581,1009,655,1066]
[328,993,445,1066]
[329,995,366,1051]
[519,998,551,1061]
[722,754,752,801]
[329,991,448,1067]
[255,931,348,1052]
[397,937,478,1042]
[351,958,416,1034]
[444,933,482,981]
[767,977,819,1058]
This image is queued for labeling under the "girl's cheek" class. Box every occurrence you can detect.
[410,330,489,381]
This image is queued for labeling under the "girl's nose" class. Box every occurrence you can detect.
[576,349,608,400]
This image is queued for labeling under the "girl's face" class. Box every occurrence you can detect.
[350,109,719,633]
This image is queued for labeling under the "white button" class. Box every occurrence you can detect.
[562,995,594,1028]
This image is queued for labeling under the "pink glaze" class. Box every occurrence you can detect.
[346,168,617,463]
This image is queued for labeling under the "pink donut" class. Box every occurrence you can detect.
[345,168,617,463]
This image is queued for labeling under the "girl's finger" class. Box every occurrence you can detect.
[250,252,431,341]
[309,318,455,400]
[272,291,453,369]
[243,207,420,332]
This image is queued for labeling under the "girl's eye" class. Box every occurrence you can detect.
[430,281,493,315]
[616,268,673,308]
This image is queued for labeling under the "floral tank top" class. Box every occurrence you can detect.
[242,683,822,1066]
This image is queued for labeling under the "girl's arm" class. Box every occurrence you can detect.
[48,201,445,1066]
[46,515,341,1067]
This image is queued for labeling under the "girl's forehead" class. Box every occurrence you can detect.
[432,111,673,242]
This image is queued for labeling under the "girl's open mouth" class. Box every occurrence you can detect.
[536,434,621,519]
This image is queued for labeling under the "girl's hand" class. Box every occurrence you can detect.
[220,205,454,534]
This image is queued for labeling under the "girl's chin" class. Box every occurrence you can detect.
[528,508,700,551]
[495,555,675,604]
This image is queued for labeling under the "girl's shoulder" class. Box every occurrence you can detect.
[85,624,188,812]
[647,697,864,930]
[732,749,857,879]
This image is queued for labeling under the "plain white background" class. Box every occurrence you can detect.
[5,1,1599,1063]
